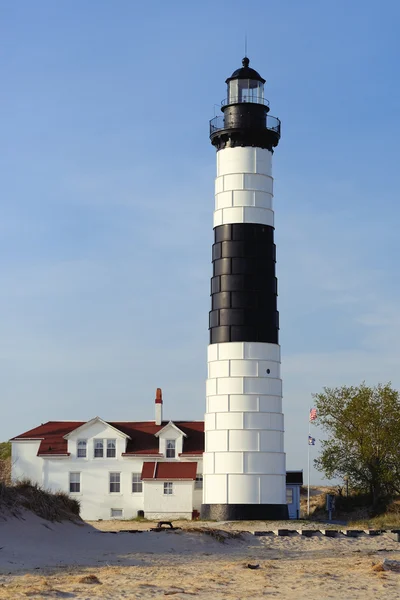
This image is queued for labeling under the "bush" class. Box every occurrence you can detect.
[334,492,390,516]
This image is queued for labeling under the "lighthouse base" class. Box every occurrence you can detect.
[200,503,289,521]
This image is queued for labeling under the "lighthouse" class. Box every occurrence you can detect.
[201,58,288,520]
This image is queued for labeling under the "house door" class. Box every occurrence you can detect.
[286,485,297,519]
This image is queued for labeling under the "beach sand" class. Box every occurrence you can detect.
[0,512,399,599]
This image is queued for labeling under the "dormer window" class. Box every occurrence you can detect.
[94,439,104,458]
[77,440,87,458]
[166,439,176,459]
[155,422,186,458]
[107,439,116,458]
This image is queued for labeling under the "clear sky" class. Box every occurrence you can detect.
[1,0,400,485]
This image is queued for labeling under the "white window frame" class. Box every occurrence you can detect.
[110,508,123,518]
[195,475,203,490]
[132,473,143,493]
[107,439,116,458]
[109,472,121,493]
[166,439,176,459]
[77,439,87,458]
[286,487,294,504]
[163,482,173,495]
[94,439,104,458]
[69,472,81,493]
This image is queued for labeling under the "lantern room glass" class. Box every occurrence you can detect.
[227,79,264,104]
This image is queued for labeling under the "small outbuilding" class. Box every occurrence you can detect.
[286,471,303,519]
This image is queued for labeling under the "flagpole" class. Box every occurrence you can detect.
[307,408,310,517]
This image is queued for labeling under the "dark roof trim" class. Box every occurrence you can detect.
[38,453,71,457]
[286,471,303,485]
[121,453,163,457]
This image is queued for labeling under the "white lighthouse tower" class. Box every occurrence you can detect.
[201,58,288,520]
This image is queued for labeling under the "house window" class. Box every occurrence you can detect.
[69,472,81,493]
[109,472,120,493]
[77,440,87,458]
[286,488,293,504]
[195,475,203,490]
[111,508,123,518]
[166,439,176,458]
[94,439,104,458]
[107,439,116,458]
[132,473,143,493]
[164,482,173,495]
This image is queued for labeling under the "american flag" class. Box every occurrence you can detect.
[309,408,317,421]
[308,435,316,446]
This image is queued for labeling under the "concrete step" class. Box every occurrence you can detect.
[296,529,319,537]
[320,530,339,537]
[387,531,400,542]
[272,529,296,536]
[252,528,397,540]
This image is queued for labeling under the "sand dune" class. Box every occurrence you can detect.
[0,512,399,599]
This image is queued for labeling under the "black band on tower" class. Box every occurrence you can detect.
[209,223,279,345]
[201,503,289,520]
[210,103,280,152]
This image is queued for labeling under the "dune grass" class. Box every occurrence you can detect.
[0,479,80,522]
[348,499,400,529]
[300,485,400,527]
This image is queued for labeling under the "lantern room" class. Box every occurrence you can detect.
[226,57,266,105]
[209,57,280,152]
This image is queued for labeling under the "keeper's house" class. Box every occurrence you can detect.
[10,389,302,521]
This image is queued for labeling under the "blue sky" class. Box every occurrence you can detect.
[1,0,400,485]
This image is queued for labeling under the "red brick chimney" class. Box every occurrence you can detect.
[155,388,163,425]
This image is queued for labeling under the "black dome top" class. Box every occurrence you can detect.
[226,57,266,84]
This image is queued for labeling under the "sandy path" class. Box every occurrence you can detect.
[87,518,337,532]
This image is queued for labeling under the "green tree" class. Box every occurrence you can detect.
[313,383,400,506]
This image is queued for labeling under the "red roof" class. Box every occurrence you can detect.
[11,421,85,456]
[115,421,204,456]
[141,461,197,480]
[11,420,204,457]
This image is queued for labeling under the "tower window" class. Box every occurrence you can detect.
[228,79,264,105]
